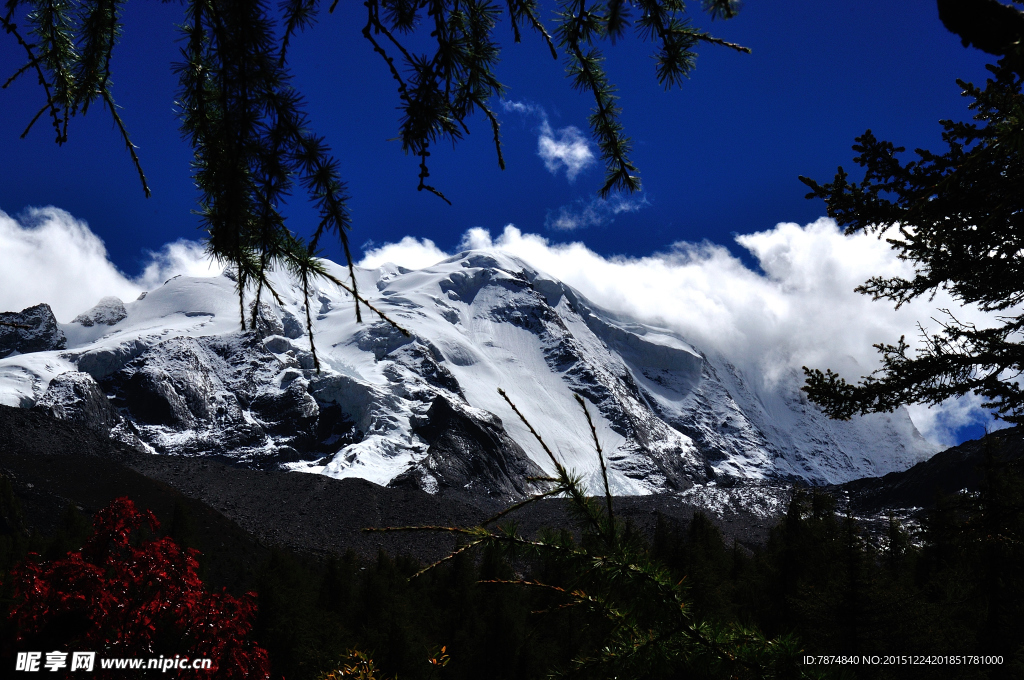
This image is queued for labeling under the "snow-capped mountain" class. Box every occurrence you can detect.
[0,251,936,503]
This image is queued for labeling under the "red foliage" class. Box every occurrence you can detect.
[8,497,269,679]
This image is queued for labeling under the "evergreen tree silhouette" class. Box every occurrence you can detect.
[801,58,1024,425]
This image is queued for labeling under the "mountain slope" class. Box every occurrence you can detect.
[0,251,936,502]
[839,425,1024,512]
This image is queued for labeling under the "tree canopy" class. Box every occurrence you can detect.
[1,0,747,361]
[800,57,1024,425]
[937,0,1024,73]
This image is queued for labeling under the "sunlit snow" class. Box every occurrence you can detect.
[0,250,938,492]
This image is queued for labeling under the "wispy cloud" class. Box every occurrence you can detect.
[0,207,220,321]
[362,219,1013,446]
[501,100,540,116]
[545,193,651,231]
[503,99,596,182]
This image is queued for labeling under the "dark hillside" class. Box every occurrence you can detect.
[0,404,267,590]
[4,406,1024,678]
[0,404,780,564]
[0,404,486,564]
[839,426,1023,512]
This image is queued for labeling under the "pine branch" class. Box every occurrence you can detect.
[3,0,753,379]
[279,0,318,65]
[802,64,1024,423]
[497,387,565,473]
[558,14,641,195]
[1,13,62,141]
[575,393,614,536]
[480,486,565,527]
[101,88,150,197]
[505,0,557,57]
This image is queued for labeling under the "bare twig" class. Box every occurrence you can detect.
[506,0,557,58]
[480,102,505,170]
[575,393,614,534]
[332,276,411,337]
[410,538,487,579]
[3,57,37,89]
[694,33,751,53]
[481,486,566,527]
[497,387,564,473]
[416,146,452,204]
[364,524,481,534]
[101,89,151,197]
[20,102,49,138]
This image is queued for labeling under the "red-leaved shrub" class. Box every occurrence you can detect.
[8,497,269,678]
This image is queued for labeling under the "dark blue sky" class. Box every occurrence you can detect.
[0,1,993,275]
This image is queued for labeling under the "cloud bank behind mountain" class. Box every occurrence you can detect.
[0,205,1007,447]
[363,220,1011,447]
[0,207,221,321]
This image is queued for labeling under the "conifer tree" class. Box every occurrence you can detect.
[2,0,747,359]
[937,0,1024,74]
[799,58,1024,425]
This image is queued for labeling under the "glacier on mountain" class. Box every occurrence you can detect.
[0,251,936,502]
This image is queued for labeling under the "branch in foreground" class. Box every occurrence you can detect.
[364,388,806,678]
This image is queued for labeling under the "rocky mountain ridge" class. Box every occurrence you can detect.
[0,251,937,505]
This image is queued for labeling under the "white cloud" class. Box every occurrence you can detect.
[537,121,595,181]
[545,193,650,231]
[137,239,221,290]
[906,394,1011,449]
[1,205,1005,446]
[0,207,220,322]
[503,99,596,181]
[360,236,449,270]
[360,219,1010,446]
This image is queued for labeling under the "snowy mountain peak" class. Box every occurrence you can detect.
[0,251,937,502]
[72,296,128,327]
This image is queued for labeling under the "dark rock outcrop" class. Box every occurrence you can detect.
[394,396,547,505]
[32,371,119,432]
[111,337,253,439]
[94,335,349,460]
[123,367,197,429]
[76,338,150,381]
[0,303,66,358]
[251,379,319,434]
